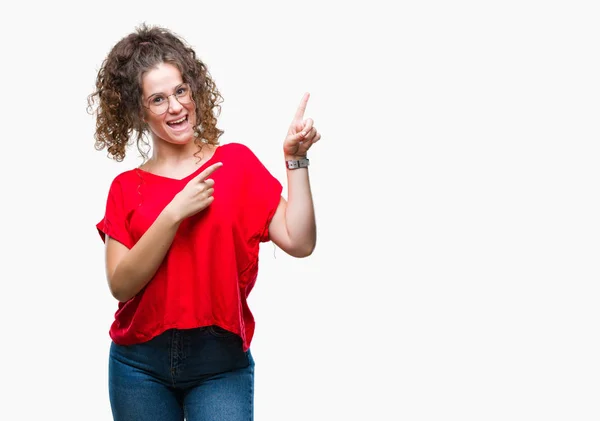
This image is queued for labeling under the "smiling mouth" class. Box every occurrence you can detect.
[167,116,188,128]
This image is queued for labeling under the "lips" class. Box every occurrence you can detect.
[167,115,188,126]
[166,115,190,132]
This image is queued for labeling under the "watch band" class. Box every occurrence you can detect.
[286,157,310,169]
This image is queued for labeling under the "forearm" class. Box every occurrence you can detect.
[277,92,320,256]
[284,165,316,255]
[110,206,181,302]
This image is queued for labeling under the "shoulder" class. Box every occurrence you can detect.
[105,168,141,194]
[218,142,255,158]
[112,168,140,184]
[216,142,264,170]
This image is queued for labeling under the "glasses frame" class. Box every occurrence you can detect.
[142,83,195,116]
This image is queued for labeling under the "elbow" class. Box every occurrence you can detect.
[290,242,316,258]
[112,292,132,303]
[107,275,135,303]
[109,284,132,303]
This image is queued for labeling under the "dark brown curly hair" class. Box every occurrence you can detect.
[87,23,224,162]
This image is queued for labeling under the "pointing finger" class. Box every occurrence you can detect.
[193,162,223,183]
[293,92,310,121]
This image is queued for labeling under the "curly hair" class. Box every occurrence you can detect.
[87,23,224,162]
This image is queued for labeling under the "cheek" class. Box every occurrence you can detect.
[186,103,198,125]
[146,115,164,130]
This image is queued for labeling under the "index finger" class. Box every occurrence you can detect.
[193,162,223,183]
[293,92,310,121]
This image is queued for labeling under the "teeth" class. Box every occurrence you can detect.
[169,116,186,124]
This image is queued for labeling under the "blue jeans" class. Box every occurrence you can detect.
[109,326,254,421]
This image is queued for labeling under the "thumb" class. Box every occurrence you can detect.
[287,132,305,144]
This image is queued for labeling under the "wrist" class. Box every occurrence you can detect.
[162,202,183,225]
[284,154,307,161]
[285,156,310,170]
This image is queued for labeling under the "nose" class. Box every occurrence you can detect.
[167,94,184,113]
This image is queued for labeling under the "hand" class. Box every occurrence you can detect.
[283,93,321,159]
[167,162,223,222]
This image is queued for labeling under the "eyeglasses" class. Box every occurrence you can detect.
[143,83,194,115]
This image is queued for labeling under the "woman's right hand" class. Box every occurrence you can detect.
[167,162,223,222]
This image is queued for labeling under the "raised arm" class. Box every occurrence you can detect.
[269,93,321,257]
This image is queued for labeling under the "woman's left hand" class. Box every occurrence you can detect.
[283,93,321,159]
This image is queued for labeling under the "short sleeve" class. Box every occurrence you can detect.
[96,176,134,249]
[241,146,283,243]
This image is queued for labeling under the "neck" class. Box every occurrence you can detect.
[151,138,201,160]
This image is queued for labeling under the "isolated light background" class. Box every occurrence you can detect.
[0,1,599,420]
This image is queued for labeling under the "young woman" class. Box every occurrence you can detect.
[88,24,320,421]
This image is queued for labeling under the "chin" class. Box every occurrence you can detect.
[162,133,195,145]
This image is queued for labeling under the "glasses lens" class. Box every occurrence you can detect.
[147,84,193,115]
[149,98,168,115]
[176,84,193,104]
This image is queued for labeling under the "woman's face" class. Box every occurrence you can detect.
[141,62,197,145]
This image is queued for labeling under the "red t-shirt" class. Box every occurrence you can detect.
[96,142,282,351]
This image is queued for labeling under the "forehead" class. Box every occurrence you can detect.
[142,62,183,96]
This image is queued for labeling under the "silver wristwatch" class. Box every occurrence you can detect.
[286,157,310,170]
[285,158,310,170]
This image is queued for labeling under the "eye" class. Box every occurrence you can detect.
[151,95,165,105]
[176,85,188,96]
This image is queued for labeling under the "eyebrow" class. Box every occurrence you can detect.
[146,83,186,100]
